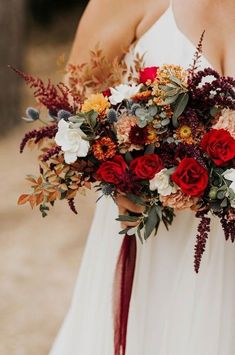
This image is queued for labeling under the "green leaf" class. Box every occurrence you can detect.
[229,188,235,199]
[119,228,130,235]
[126,193,146,206]
[137,226,143,244]
[217,190,226,200]
[116,214,140,222]
[155,205,163,220]
[148,105,158,116]
[127,227,138,236]
[161,94,179,105]
[169,75,184,87]
[172,93,189,127]
[144,207,159,240]
[125,151,133,164]
[144,143,155,155]
[88,110,99,127]
[161,118,170,126]
[135,107,146,117]
[166,88,180,97]
[221,198,228,208]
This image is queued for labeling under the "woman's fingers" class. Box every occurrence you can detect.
[115,195,145,214]
[116,195,144,229]
[119,207,140,228]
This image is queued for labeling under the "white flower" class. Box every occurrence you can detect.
[109,84,142,105]
[150,168,178,196]
[223,168,235,192]
[223,169,235,207]
[55,119,90,164]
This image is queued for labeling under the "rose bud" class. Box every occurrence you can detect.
[139,66,158,84]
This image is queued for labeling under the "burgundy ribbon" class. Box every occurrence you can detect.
[113,234,137,355]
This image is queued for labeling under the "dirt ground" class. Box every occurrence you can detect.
[0,28,96,354]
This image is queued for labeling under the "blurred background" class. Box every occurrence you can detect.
[0,1,98,354]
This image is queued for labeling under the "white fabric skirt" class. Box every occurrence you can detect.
[49,197,235,355]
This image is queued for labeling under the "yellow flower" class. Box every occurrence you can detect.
[176,125,193,144]
[81,93,110,114]
[151,65,189,103]
[179,125,192,139]
[93,137,117,161]
[146,125,159,144]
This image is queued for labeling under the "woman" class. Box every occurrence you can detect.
[50,0,235,354]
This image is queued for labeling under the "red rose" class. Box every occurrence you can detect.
[200,129,235,166]
[172,158,208,197]
[96,155,126,184]
[102,88,111,97]
[139,66,158,84]
[130,154,163,180]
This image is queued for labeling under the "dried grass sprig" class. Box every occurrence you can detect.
[10,66,76,114]
[194,211,211,273]
[20,124,57,153]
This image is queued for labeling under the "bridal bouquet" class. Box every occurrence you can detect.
[14,41,235,355]
[15,46,235,273]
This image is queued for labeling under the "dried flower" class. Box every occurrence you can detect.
[81,93,110,115]
[93,137,117,161]
[176,125,193,144]
[160,190,199,210]
[194,211,211,273]
[146,125,159,144]
[129,125,148,145]
[116,115,138,145]
[213,109,235,139]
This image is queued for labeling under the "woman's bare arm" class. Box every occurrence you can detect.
[68,0,167,227]
[69,0,144,65]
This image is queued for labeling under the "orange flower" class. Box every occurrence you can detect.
[93,137,117,161]
[132,90,152,101]
[81,93,110,115]
[146,125,159,144]
[176,125,193,144]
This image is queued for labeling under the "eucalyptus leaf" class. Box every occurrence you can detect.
[119,228,130,235]
[148,105,158,116]
[126,193,146,206]
[229,188,235,199]
[135,108,146,117]
[137,228,143,244]
[88,110,99,127]
[166,88,180,97]
[172,93,189,127]
[155,206,163,220]
[165,83,178,90]
[162,95,179,105]
[125,151,133,164]
[144,143,155,155]
[169,75,184,87]
[137,119,148,128]
[127,227,138,236]
[161,118,170,126]
[116,214,140,222]
[221,198,228,208]
[210,106,221,117]
[217,190,226,200]
[68,116,85,124]
[144,207,159,240]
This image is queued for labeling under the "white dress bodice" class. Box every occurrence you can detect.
[125,3,211,71]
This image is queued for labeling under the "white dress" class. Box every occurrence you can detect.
[49,4,235,355]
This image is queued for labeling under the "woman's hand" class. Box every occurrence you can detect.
[115,194,145,229]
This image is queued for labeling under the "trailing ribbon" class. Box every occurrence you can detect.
[113,234,137,355]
